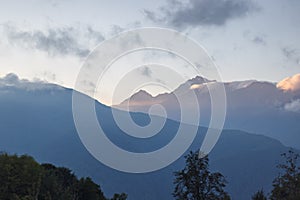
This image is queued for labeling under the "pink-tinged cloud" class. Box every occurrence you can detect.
[190,84,202,90]
[277,73,300,92]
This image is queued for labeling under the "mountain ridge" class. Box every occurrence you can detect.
[116,75,300,149]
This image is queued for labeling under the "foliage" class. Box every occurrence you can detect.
[173,150,230,200]
[78,177,106,200]
[0,154,42,200]
[270,149,300,200]
[0,153,126,200]
[252,189,267,200]
[110,193,128,200]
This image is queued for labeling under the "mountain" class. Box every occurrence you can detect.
[116,75,300,149]
[0,73,297,199]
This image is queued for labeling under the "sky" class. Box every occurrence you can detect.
[0,0,299,104]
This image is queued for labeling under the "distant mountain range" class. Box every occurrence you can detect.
[0,73,298,199]
[116,75,300,149]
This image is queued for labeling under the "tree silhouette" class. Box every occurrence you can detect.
[173,150,230,200]
[78,177,106,200]
[270,149,300,200]
[0,154,43,200]
[252,189,267,200]
[110,193,128,200]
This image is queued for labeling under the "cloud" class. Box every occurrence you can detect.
[277,73,300,92]
[85,26,105,43]
[190,84,202,90]
[1,24,104,57]
[252,36,266,45]
[0,73,62,91]
[143,10,164,24]
[1,73,19,85]
[281,47,300,64]
[145,0,258,28]
[139,66,152,77]
[243,30,267,46]
[189,82,217,90]
[284,99,300,113]
[109,21,142,35]
[110,25,126,35]
[42,71,57,81]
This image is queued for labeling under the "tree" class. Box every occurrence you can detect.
[252,189,267,200]
[0,153,124,200]
[0,153,43,200]
[78,177,106,200]
[110,193,128,200]
[173,150,230,200]
[270,149,300,200]
[38,164,79,200]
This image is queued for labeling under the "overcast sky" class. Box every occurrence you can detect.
[0,0,299,104]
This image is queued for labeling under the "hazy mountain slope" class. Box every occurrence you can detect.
[0,75,296,199]
[117,76,300,149]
